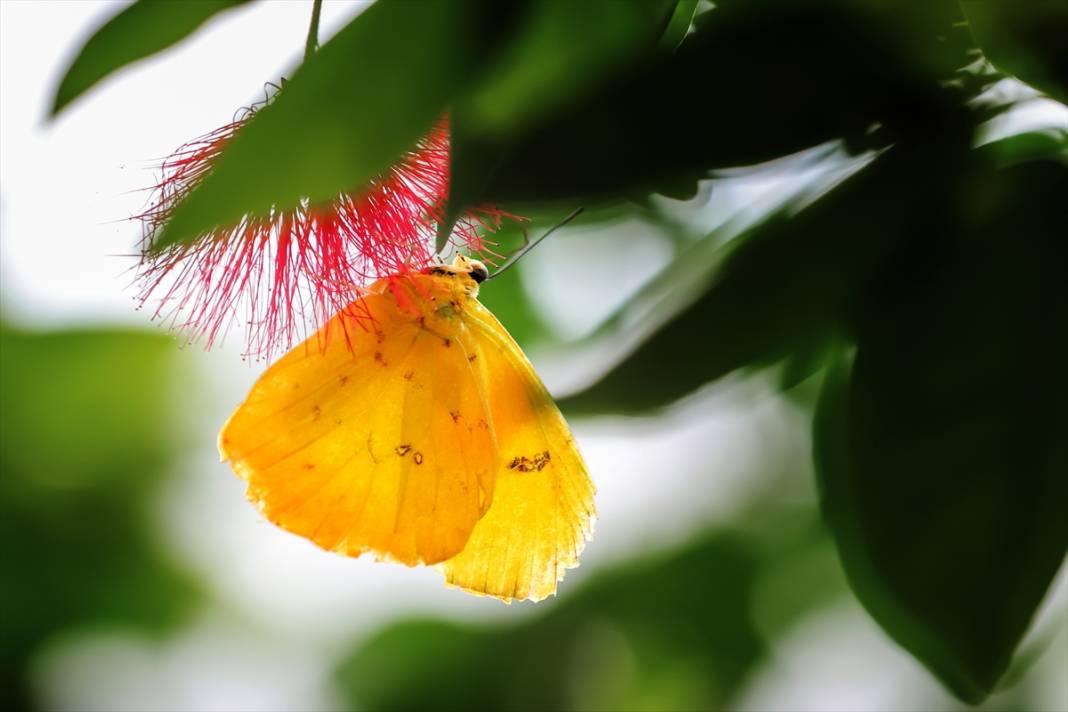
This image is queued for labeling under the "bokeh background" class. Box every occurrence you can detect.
[2,2,1066,710]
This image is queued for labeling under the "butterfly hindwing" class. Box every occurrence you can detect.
[440,299,597,602]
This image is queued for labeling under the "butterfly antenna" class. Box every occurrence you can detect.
[487,207,584,281]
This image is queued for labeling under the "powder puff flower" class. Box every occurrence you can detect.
[135,110,507,359]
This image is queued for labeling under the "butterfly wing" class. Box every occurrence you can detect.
[219,288,497,566]
[441,299,597,602]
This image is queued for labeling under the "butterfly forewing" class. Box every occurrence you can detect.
[220,289,497,566]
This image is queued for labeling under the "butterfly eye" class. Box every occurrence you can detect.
[470,264,489,284]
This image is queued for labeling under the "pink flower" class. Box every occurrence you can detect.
[135,113,508,359]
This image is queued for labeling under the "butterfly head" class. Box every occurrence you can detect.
[449,254,489,283]
[425,255,489,295]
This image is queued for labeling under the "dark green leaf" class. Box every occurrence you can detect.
[51,0,252,115]
[814,161,1068,702]
[438,0,676,250]
[979,128,1068,169]
[458,0,677,136]
[962,0,1068,103]
[155,0,495,250]
[560,139,975,415]
[451,0,975,211]
[436,125,508,253]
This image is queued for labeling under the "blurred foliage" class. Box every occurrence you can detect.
[51,0,1068,703]
[336,507,841,711]
[0,326,202,710]
[474,221,554,347]
[961,0,1068,103]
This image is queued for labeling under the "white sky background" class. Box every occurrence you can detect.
[2,2,1066,710]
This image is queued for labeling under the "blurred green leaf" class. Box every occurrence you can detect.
[560,138,975,415]
[458,0,676,136]
[337,534,768,711]
[51,0,252,115]
[155,0,499,250]
[1,330,173,487]
[0,326,202,709]
[962,0,1068,103]
[449,0,976,211]
[813,161,1068,702]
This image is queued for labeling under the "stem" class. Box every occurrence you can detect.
[304,0,323,62]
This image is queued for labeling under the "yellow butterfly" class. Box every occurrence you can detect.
[219,255,596,602]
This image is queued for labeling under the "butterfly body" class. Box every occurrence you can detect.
[220,256,595,602]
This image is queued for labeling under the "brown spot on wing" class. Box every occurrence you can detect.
[508,451,553,473]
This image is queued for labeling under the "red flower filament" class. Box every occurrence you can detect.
[135,114,508,359]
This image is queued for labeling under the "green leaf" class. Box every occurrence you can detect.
[961,0,1068,103]
[51,0,252,115]
[154,0,495,250]
[458,0,677,136]
[814,161,1068,702]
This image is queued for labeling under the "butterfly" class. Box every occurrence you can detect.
[219,254,596,602]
